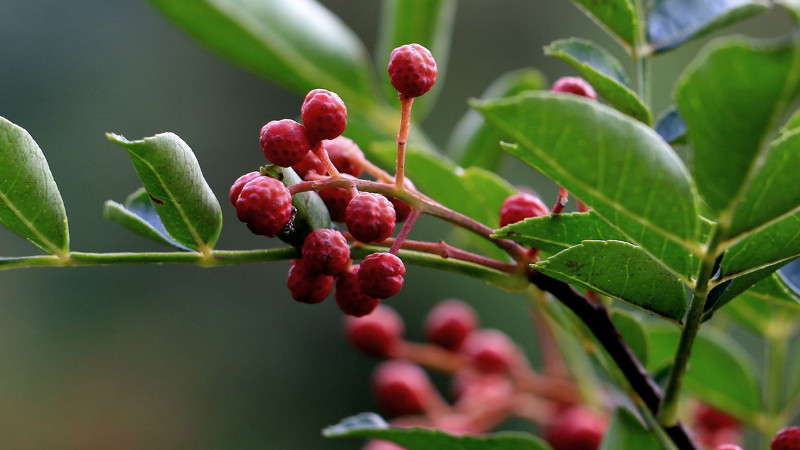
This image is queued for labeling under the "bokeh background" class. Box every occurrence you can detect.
[0,1,793,449]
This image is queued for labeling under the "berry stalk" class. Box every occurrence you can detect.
[395,97,414,191]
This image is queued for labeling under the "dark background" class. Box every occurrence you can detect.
[0,1,791,449]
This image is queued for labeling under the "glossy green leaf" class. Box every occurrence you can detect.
[534,240,688,323]
[475,93,700,279]
[376,0,456,117]
[261,165,330,248]
[372,144,514,227]
[494,211,628,254]
[610,309,650,367]
[720,214,800,279]
[0,116,69,256]
[676,37,800,215]
[647,0,771,53]
[706,262,788,316]
[600,408,666,450]
[108,133,222,252]
[545,38,651,124]
[655,106,687,144]
[323,413,552,449]
[646,325,761,421]
[449,69,547,171]
[148,0,377,108]
[104,188,190,250]
[722,275,800,335]
[567,0,638,48]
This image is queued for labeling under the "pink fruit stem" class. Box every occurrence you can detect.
[389,209,421,254]
[391,341,466,373]
[313,142,357,196]
[395,96,414,191]
[552,186,569,214]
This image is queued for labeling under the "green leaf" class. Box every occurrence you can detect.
[567,0,638,49]
[261,165,330,248]
[675,36,800,215]
[534,240,688,323]
[719,213,800,279]
[376,0,456,118]
[323,413,552,450]
[707,262,788,315]
[104,188,190,250]
[148,0,377,108]
[0,116,69,256]
[544,38,651,124]
[655,106,687,144]
[449,69,547,171]
[646,325,761,421]
[610,309,650,367]
[474,93,700,279]
[108,132,222,252]
[600,408,667,450]
[372,144,514,227]
[727,129,800,239]
[722,274,800,335]
[647,0,771,53]
[494,211,628,255]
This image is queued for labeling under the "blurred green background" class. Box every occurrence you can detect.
[0,1,792,449]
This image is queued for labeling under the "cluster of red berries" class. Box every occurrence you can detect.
[230,43,441,315]
[343,300,606,450]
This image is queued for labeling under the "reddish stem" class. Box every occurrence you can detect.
[390,208,421,254]
[552,186,569,214]
[395,96,414,191]
[392,341,466,373]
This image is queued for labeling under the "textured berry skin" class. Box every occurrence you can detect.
[359,253,405,299]
[229,171,261,206]
[499,192,549,227]
[551,76,597,100]
[287,259,333,304]
[292,150,327,179]
[461,329,518,374]
[301,89,347,143]
[335,265,381,317]
[387,44,438,99]
[260,119,311,167]
[234,176,294,237]
[372,360,434,416]
[545,406,606,450]
[346,192,396,243]
[301,229,350,276]
[424,299,479,351]
[343,304,404,357]
[324,136,363,177]
[318,187,353,222]
[772,427,800,450]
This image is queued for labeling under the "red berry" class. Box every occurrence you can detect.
[372,360,435,416]
[287,259,333,304]
[545,406,607,450]
[424,299,478,351]
[234,176,294,237]
[695,403,740,432]
[301,89,347,143]
[363,440,406,450]
[772,427,800,450]
[387,44,438,99]
[318,186,353,222]
[343,304,404,357]
[324,136,363,177]
[358,253,405,299]
[292,150,327,179]
[301,228,350,276]
[499,192,549,227]
[229,171,261,206]
[346,192,396,243]
[335,265,381,317]
[260,119,311,167]
[460,329,518,374]
[551,77,597,100]
[388,196,412,222]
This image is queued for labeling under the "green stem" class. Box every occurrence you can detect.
[633,0,652,107]
[658,225,723,426]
